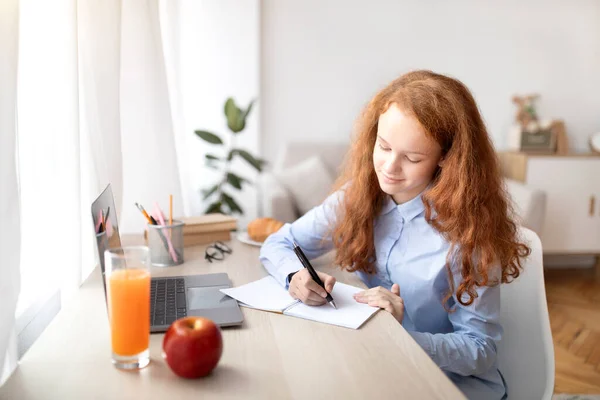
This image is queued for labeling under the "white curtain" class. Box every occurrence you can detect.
[78,0,125,283]
[119,0,184,234]
[0,0,21,385]
[158,0,192,218]
[78,0,125,220]
[1,0,184,385]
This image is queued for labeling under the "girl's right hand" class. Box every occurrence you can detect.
[288,269,336,306]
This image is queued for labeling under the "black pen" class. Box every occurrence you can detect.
[292,241,337,309]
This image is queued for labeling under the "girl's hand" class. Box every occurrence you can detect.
[289,269,336,306]
[353,284,404,323]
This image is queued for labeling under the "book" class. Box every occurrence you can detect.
[144,229,231,247]
[180,213,237,234]
[220,276,379,329]
[183,230,231,247]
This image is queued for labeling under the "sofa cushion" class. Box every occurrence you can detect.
[275,141,348,177]
[274,156,335,215]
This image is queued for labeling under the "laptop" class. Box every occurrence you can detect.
[91,184,244,332]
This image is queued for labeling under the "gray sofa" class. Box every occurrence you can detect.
[259,141,547,234]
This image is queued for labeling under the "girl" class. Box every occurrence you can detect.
[259,70,530,399]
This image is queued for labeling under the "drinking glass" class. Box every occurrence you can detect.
[104,246,151,370]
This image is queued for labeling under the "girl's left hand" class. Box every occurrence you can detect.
[353,284,404,323]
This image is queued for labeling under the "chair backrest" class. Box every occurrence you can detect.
[275,141,349,177]
[498,227,555,400]
[504,179,547,234]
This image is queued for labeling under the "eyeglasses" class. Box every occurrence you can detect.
[204,241,232,263]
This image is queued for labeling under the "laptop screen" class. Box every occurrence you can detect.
[91,184,122,300]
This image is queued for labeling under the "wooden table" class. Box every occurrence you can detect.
[0,239,464,399]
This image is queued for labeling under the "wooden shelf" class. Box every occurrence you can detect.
[498,152,600,256]
[498,151,600,158]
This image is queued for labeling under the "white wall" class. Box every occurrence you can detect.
[261,0,600,164]
[177,0,260,230]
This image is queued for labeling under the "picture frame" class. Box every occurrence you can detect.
[512,120,568,155]
[520,128,556,152]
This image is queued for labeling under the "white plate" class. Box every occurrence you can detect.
[236,231,264,247]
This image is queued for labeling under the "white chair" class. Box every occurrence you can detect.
[498,227,555,400]
[504,179,547,235]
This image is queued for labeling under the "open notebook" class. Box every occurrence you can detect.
[220,276,379,329]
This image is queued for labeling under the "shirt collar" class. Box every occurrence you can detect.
[380,191,426,222]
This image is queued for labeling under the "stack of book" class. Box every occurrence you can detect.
[179,213,237,247]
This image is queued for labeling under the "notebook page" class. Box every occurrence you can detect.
[220,276,298,313]
[284,282,379,329]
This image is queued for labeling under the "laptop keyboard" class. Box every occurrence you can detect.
[150,278,187,326]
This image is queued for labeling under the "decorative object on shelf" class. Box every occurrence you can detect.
[512,94,540,130]
[194,98,266,216]
[519,119,568,154]
[590,131,600,154]
[507,94,569,155]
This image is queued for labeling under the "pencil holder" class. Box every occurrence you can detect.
[147,220,184,267]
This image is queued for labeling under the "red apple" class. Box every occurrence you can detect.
[162,317,223,379]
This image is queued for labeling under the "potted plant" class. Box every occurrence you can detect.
[194,97,266,215]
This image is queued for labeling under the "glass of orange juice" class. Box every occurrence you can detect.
[104,246,151,370]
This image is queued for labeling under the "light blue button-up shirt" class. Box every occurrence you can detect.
[259,189,507,400]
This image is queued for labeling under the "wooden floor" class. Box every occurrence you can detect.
[545,266,600,394]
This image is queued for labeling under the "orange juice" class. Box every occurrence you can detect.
[108,268,150,356]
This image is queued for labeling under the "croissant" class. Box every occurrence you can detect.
[247,217,284,242]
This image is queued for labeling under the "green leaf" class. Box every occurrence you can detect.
[226,172,244,190]
[221,192,243,215]
[194,130,223,145]
[204,201,223,214]
[201,184,219,200]
[242,100,255,121]
[205,163,219,170]
[224,98,236,118]
[235,149,266,172]
[224,98,244,133]
[226,149,236,161]
[232,117,245,133]
[205,154,220,161]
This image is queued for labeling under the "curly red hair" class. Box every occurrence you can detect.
[331,70,530,307]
